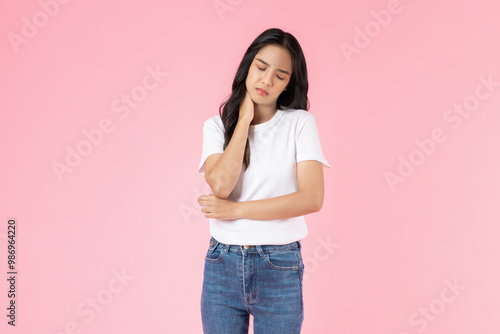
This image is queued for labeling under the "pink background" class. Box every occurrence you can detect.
[1,0,499,333]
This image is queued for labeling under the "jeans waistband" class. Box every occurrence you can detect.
[208,236,301,255]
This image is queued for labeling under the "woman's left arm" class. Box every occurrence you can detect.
[198,160,325,220]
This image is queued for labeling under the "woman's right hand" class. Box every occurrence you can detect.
[238,89,255,124]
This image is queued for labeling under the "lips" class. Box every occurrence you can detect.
[256,88,268,96]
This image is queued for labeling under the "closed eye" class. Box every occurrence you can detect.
[257,66,284,80]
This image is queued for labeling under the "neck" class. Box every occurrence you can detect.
[250,105,278,125]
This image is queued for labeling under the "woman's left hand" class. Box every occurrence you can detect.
[198,193,239,220]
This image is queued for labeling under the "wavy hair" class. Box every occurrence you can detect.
[218,27,310,171]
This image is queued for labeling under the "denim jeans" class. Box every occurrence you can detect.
[201,236,304,334]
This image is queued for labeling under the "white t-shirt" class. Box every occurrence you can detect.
[198,108,331,245]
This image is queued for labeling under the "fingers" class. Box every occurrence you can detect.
[198,194,215,217]
[198,196,209,205]
[198,194,215,203]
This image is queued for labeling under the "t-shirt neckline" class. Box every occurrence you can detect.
[249,109,284,132]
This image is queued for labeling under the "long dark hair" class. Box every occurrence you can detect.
[218,28,310,171]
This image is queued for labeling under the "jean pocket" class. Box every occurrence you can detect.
[265,249,301,271]
[205,242,224,263]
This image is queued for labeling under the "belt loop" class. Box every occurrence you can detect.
[255,245,266,259]
[221,241,229,254]
[297,240,301,249]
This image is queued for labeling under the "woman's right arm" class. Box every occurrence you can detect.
[205,90,254,199]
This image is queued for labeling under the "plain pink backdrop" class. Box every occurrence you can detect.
[1,0,499,333]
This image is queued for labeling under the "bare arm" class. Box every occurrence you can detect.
[205,119,251,198]
[234,191,319,220]
[232,160,325,220]
[205,90,255,199]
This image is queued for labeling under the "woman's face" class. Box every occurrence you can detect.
[245,44,293,106]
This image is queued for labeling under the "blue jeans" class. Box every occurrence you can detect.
[201,236,304,334]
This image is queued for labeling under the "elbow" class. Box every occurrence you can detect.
[206,173,231,199]
[301,190,323,213]
[312,197,324,212]
[212,185,230,199]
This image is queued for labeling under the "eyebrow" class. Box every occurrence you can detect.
[255,58,291,75]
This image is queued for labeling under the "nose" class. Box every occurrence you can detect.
[262,71,273,87]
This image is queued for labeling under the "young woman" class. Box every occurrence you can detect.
[197,27,331,334]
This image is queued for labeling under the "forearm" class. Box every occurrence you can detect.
[207,118,250,198]
[234,190,320,220]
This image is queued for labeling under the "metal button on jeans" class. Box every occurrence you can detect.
[202,237,304,333]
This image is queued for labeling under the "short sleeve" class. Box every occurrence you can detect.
[296,114,331,168]
[198,117,225,175]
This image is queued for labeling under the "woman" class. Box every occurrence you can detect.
[197,27,331,334]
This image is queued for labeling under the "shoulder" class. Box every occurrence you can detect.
[282,108,314,117]
[280,108,315,126]
[203,115,224,130]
